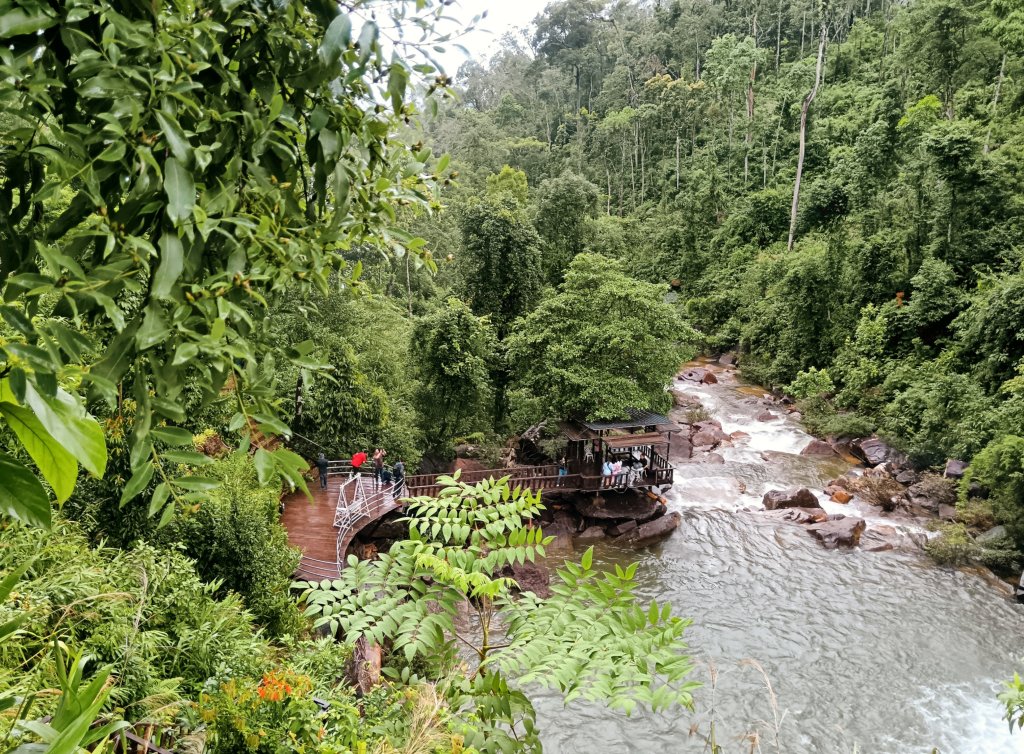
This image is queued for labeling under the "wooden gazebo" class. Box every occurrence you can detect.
[556,408,678,491]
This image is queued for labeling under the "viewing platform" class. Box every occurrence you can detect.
[282,409,679,576]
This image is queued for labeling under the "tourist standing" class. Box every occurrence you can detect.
[315,452,329,490]
[393,457,405,496]
[351,450,367,475]
[372,447,387,488]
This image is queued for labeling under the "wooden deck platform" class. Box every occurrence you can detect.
[281,475,346,580]
[282,472,405,579]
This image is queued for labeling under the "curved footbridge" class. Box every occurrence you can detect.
[282,410,680,578]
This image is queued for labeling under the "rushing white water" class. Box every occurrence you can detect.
[535,365,1024,753]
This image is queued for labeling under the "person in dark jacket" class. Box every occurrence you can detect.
[315,453,329,490]
[393,457,405,496]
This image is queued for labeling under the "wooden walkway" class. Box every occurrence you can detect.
[281,473,404,579]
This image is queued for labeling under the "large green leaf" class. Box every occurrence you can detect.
[0,452,51,528]
[151,233,184,299]
[22,385,107,478]
[164,157,194,225]
[0,401,77,502]
[153,110,193,164]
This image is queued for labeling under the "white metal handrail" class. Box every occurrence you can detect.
[334,475,396,568]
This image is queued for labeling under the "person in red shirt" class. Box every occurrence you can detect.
[351,450,367,474]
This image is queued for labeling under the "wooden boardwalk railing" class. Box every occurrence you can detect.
[283,455,675,577]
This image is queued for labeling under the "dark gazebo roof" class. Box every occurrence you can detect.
[577,408,675,432]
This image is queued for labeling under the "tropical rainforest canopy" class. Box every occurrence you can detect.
[2,0,1024,749]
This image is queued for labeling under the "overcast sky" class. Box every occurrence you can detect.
[432,0,551,74]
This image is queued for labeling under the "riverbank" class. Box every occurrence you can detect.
[535,360,1024,753]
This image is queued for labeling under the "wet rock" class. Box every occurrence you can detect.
[807,517,866,549]
[977,525,1008,545]
[703,452,726,464]
[904,476,957,512]
[574,525,607,545]
[692,427,728,447]
[851,436,910,469]
[502,561,551,599]
[762,487,820,510]
[861,525,897,552]
[670,437,693,461]
[800,439,837,457]
[680,367,718,384]
[790,411,803,421]
[764,507,828,524]
[828,474,855,491]
[938,504,957,521]
[944,459,968,479]
[608,520,638,537]
[620,511,682,547]
[895,470,918,485]
[718,352,736,366]
[573,493,661,521]
[830,489,853,504]
[673,391,704,409]
[730,431,750,440]
[694,419,724,431]
[756,410,776,422]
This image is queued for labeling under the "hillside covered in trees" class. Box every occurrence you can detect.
[411,0,1024,543]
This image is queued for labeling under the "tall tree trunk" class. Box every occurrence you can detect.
[788,3,828,252]
[606,167,612,215]
[776,0,783,71]
[675,133,681,190]
[984,52,1006,154]
[745,22,758,186]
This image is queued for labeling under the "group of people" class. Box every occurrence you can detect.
[602,454,649,488]
[314,448,406,494]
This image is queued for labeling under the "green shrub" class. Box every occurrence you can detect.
[924,522,979,566]
[961,435,1024,547]
[786,367,835,399]
[160,453,302,637]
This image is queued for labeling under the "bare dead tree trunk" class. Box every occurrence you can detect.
[676,133,681,190]
[606,167,612,215]
[745,17,758,186]
[776,0,784,70]
[788,3,828,252]
[984,52,1006,154]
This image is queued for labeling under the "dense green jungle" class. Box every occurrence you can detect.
[1,0,1024,751]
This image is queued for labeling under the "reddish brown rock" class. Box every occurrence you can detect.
[762,487,821,510]
[807,517,866,549]
[830,489,853,504]
[620,512,682,547]
[801,439,838,457]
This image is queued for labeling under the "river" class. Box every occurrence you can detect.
[536,365,1024,753]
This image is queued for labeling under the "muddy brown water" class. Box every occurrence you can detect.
[533,366,1024,753]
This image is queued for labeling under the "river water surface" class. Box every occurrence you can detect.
[536,367,1024,753]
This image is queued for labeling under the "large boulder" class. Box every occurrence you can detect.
[807,516,866,549]
[904,475,957,513]
[574,526,607,545]
[620,511,682,547]
[756,410,776,422]
[851,436,910,469]
[944,459,968,479]
[977,525,1008,545]
[573,493,662,521]
[762,487,821,510]
[607,519,638,537]
[680,367,718,384]
[718,352,737,366]
[501,561,551,599]
[763,507,829,524]
[692,427,728,447]
[800,439,837,457]
[670,437,693,461]
[702,452,726,464]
